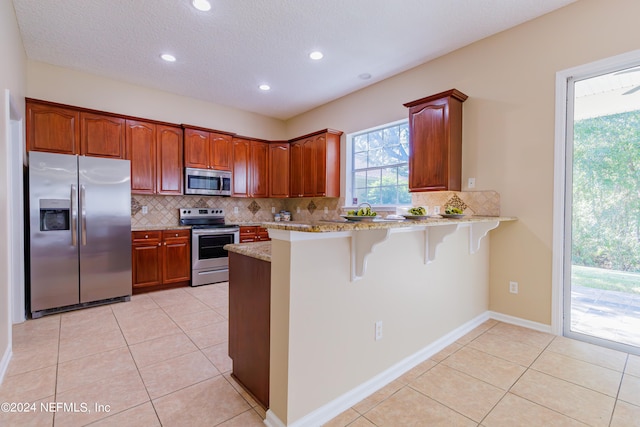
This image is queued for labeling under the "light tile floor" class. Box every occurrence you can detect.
[0,285,639,426]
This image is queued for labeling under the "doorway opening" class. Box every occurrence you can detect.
[556,53,640,354]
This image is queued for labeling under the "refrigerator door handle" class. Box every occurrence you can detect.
[80,184,87,246]
[71,184,78,246]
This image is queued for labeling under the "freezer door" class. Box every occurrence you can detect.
[29,152,80,312]
[78,156,132,303]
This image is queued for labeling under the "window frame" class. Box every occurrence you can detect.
[345,118,411,208]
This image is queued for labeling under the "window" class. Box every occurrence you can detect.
[349,120,411,205]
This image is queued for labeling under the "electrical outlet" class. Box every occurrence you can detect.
[433,206,440,215]
[141,206,148,214]
[297,207,301,214]
[271,207,276,214]
[324,207,328,214]
[509,281,519,294]
[233,206,238,214]
[375,321,383,341]
[468,177,476,189]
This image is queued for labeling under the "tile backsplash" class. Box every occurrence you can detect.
[130,191,500,228]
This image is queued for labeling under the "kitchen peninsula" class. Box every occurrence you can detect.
[225,216,515,427]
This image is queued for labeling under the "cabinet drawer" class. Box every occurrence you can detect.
[162,229,191,241]
[132,230,162,244]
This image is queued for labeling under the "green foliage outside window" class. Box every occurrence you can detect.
[572,110,640,273]
[351,122,411,205]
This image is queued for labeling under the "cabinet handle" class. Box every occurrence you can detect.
[175,233,178,237]
[158,243,161,246]
[145,234,149,238]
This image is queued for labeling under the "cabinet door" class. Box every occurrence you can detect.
[157,125,183,195]
[250,141,269,198]
[210,133,233,171]
[269,143,290,198]
[408,99,449,191]
[162,231,191,283]
[232,138,250,197]
[184,128,210,169]
[405,90,466,192]
[27,101,80,154]
[289,140,303,198]
[126,120,157,194]
[80,112,126,158]
[302,137,317,197]
[314,134,327,197]
[131,232,162,288]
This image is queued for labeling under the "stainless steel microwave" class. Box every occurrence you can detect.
[184,167,232,196]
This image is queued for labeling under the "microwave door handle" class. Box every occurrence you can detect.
[220,177,223,192]
[71,185,78,246]
[80,184,87,246]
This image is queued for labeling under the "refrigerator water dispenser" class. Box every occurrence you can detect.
[39,199,70,231]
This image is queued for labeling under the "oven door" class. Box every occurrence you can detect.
[191,228,239,286]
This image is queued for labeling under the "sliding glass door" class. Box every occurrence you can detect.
[564,64,640,353]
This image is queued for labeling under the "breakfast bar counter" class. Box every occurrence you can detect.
[251,215,515,426]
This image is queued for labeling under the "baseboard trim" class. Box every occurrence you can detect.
[487,311,554,334]
[268,311,491,427]
[0,345,12,386]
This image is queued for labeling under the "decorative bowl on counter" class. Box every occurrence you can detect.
[402,214,430,220]
[341,215,377,222]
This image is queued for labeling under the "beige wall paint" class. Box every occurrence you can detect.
[27,61,287,141]
[271,228,490,423]
[0,0,27,380]
[285,0,640,325]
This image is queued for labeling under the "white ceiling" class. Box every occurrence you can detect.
[12,0,576,120]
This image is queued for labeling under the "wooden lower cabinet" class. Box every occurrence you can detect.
[239,226,270,243]
[132,229,191,291]
[228,252,270,409]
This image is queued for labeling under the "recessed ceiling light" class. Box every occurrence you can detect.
[161,53,176,62]
[259,84,271,91]
[309,51,324,60]
[192,0,211,12]
[358,73,372,80]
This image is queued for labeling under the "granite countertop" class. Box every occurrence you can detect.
[224,241,271,262]
[260,216,516,232]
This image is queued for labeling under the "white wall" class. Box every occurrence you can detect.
[27,61,287,141]
[0,0,27,383]
[285,0,640,325]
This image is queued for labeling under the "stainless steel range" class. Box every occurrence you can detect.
[179,208,239,286]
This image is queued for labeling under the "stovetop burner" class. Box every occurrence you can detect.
[179,208,229,227]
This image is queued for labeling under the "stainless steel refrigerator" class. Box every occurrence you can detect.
[28,151,132,317]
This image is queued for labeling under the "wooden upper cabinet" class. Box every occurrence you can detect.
[210,133,233,171]
[289,140,303,198]
[27,100,80,154]
[250,140,269,198]
[127,121,183,195]
[404,89,467,192]
[232,138,250,196]
[184,127,233,171]
[232,138,269,198]
[80,112,126,158]
[302,137,317,197]
[156,125,183,195]
[289,129,342,198]
[269,142,289,198]
[184,128,210,169]
[126,120,156,194]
